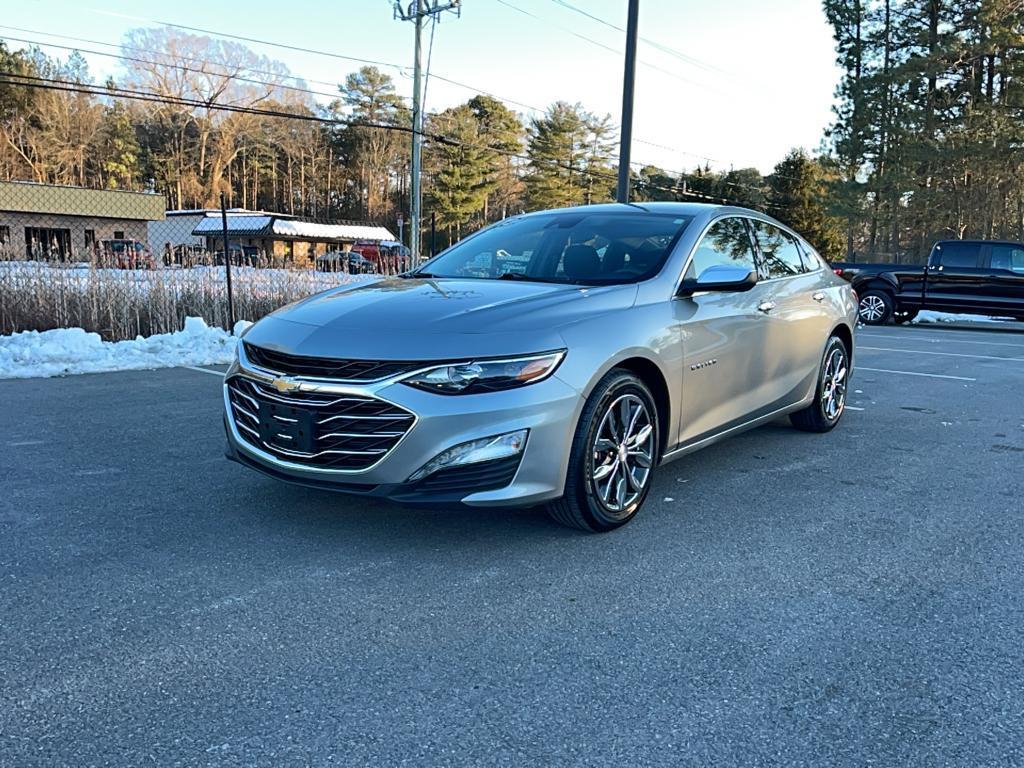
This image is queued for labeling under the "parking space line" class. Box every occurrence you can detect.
[857,333,1024,349]
[859,345,1024,362]
[183,366,225,377]
[845,405,865,411]
[857,366,976,381]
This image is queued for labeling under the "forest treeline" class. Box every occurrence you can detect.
[3,1,1023,262]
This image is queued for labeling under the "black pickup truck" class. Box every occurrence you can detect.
[832,240,1024,324]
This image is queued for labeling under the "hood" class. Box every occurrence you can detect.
[243,277,637,360]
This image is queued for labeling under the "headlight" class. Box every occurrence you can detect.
[401,350,565,395]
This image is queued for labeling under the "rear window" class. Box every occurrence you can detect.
[935,241,981,268]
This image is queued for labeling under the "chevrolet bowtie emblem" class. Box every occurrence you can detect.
[271,376,300,393]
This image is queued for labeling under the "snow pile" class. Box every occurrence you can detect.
[913,310,1016,324]
[0,317,244,379]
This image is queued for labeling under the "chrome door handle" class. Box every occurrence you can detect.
[812,292,826,302]
[757,301,776,313]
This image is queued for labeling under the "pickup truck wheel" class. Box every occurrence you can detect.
[790,336,849,433]
[857,290,893,325]
[547,370,659,533]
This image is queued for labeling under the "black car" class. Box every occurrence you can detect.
[838,240,1024,324]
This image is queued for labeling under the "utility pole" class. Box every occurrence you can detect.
[393,0,461,264]
[616,0,640,203]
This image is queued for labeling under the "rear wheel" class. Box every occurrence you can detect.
[790,336,849,433]
[857,290,894,325]
[547,370,659,532]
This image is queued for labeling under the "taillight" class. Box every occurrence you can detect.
[833,268,844,276]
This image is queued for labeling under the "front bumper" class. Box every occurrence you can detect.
[222,353,584,507]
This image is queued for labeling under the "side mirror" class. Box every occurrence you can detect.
[678,264,758,296]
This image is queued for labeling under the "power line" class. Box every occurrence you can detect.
[1,70,772,208]
[544,0,729,76]
[0,26,756,178]
[492,0,703,86]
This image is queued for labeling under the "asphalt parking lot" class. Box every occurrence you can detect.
[2,323,1024,766]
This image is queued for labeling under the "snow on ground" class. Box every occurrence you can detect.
[0,317,251,379]
[912,310,1016,324]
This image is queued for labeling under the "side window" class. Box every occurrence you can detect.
[990,244,1024,274]
[936,241,980,268]
[751,220,804,279]
[796,239,823,272]
[684,217,756,280]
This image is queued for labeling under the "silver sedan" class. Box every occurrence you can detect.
[223,203,858,531]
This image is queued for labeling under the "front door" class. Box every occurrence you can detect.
[676,216,775,445]
[924,241,985,312]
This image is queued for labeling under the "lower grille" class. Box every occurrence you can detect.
[226,376,414,470]
[411,455,522,494]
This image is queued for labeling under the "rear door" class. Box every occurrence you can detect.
[676,216,776,444]
[749,219,836,408]
[924,241,986,312]
[984,243,1024,318]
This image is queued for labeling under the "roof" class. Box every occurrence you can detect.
[517,201,725,218]
[0,180,165,221]
[166,208,296,219]
[192,215,395,242]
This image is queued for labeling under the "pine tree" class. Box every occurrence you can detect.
[525,102,590,210]
[768,149,845,260]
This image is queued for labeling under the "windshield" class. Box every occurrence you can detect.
[415,211,693,285]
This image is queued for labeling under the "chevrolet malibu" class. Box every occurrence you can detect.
[224,203,857,532]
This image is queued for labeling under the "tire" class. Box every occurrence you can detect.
[790,335,850,433]
[857,290,894,325]
[547,370,660,532]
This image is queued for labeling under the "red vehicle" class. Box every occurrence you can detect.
[349,241,382,262]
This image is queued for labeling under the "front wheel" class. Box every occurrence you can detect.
[547,370,659,532]
[790,336,849,433]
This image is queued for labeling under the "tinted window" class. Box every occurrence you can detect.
[751,220,805,279]
[685,217,756,280]
[419,212,693,285]
[936,241,980,268]
[990,244,1024,274]
[797,239,823,271]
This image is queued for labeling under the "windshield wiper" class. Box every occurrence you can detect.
[497,272,565,283]
[400,271,435,278]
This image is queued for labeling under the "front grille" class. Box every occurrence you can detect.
[226,376,414,470]
[244,343,425,382]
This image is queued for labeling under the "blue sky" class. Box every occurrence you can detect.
[1,0,842,174]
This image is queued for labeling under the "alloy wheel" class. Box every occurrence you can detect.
[858,295,886,323]
[590,394,655,515]
[821,346,848,421]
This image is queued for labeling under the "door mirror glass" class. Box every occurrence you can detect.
[679,264,758,296]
